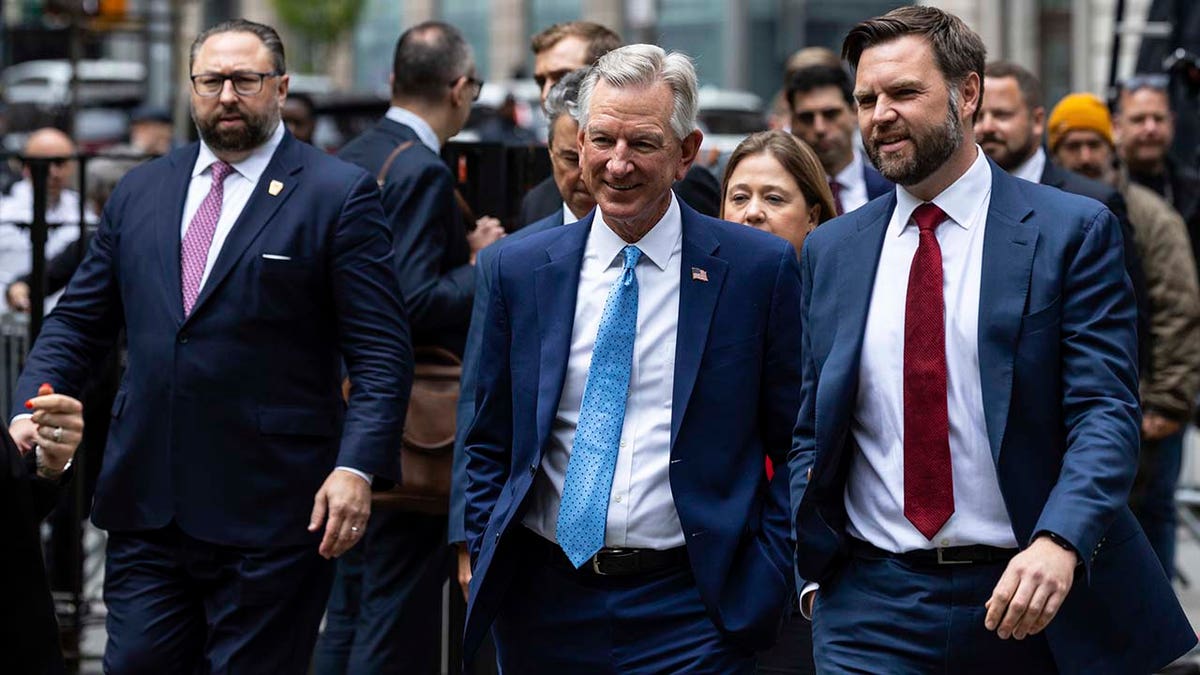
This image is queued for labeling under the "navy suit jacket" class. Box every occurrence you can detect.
[517,165,721,229]
[789,160,1195,674]
[462,200,803,658]
[339,118,473,355]
[862,163,892,201]
[449,209,566,543]
[11,132,413,548]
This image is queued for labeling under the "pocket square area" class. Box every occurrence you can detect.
[261,254,292,261]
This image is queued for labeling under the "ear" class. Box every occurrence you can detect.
[449,76,469,109]
[959,71,981,121]
[676,129,703,181]
[277,73,290,107]
[1030,105,1046,138]
[808,203,822,229]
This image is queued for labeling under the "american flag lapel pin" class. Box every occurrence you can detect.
[268,180,284,196]
[691,266,708,282]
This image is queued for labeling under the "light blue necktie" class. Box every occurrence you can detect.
[557,245,643,567]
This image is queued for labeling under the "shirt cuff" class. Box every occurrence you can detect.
[335,466,372,484]
[799,581,820,620]
[10,413,31,425]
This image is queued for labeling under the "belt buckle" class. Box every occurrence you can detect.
[590,554,609,575]
[936,547,971,565]
[590,548,634,575]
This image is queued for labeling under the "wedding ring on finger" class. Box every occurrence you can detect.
[53,426,63,443]
[350,526,361,533]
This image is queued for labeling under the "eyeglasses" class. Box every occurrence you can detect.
[1121,73,1170,93]
[190,71,282,97]
[453,75,484,102]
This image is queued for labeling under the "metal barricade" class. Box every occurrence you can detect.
[0,311,31,416]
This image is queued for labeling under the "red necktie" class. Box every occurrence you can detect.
[904,202,954,540]
[828,178,845,216]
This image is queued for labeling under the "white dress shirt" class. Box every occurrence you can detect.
[832,149,872,213]
[385,106,440,153]
[847,146,1018,552]
[183,122,369,485]
[1011,146,1047,184]
[524,193,685,549]
[561,202,580,225]
[0,181,95,286]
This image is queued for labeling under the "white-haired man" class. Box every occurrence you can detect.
[462,44,803,672]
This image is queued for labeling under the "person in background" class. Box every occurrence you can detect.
[786,64,892,215]
[720,128,835,675]
[0,128,92,288]
[1047,91,1200,581]
[283,92,317,145]
[316,21,502,675]
[517,21,721,228]
[128,106,173,156]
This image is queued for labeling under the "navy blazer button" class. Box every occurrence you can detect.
[529,463,537,475]
[178,334,189,344]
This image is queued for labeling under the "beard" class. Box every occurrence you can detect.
[192,101,277,155]
[866,94,964,187]
[978,131,1038,172]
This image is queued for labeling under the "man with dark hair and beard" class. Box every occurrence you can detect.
[9,18,412,673]
[789,5,1194,674]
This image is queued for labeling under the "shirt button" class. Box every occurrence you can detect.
[940,538,951,547]
[614,495,622,503]
[619,440,627,448]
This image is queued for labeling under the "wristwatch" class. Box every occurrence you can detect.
[1039,531,1081,563]
[35,444,72,481]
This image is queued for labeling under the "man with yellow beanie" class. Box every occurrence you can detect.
[1049,91,1200,582]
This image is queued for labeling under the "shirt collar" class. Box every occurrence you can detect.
[590,191,681,272]
[892,144,991,237]
[1010,146,1046,184]
[386,106,440,153]
[193,120,284,182]
[833,149,865,188]
[562,202,580,225]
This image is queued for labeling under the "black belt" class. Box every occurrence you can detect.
[520,527,689,577]
[851,538,1018,567]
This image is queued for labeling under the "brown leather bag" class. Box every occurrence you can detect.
[358,140,465,514]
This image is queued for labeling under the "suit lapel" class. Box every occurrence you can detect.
[533,218,590,453]
[817,197,892,464]
[185,133,304,323]
[978,164,1037,462]
[670,207,727,447]
[156,144,201,325]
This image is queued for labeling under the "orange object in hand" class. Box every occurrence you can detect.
[38,383,54,396]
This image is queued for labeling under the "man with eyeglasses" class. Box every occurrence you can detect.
[8,19,413,672]
[313,21,502,675]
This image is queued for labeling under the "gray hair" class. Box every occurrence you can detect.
[576,44,698,141]
[544,67,588,142]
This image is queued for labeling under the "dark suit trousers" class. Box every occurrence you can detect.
[102,523,333,674]
[491,528,754,674]
[314,508,450,675]
[812,550,1056,674]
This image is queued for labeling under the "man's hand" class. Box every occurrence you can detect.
[467,216,505,263]
[985,535,1078,640]
[6,281,30,312]
[457,542,472,601]
[308,469,371,559]
[1142,411,1182,441]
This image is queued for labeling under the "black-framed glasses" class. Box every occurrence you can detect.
[190,70,282,97]
[453,75,484,102]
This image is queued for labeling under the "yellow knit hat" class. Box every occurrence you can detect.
[1047,93,1114,151]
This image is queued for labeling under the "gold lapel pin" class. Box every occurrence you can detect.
[268,180,284,196]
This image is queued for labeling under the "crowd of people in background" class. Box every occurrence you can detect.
[2,4,1200,674]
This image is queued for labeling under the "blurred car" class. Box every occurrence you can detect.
[454,79,547,144]
[2,59,145,106]
[696,86,767,175]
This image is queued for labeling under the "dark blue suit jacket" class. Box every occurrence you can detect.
[339,118,473,355]
[789,160,1195,674]
[11,132,412,548]
[462,201,803,658]
[449,209,566,543]
[862,163,892,201]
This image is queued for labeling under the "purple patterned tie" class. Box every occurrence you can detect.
[181,161,233,316]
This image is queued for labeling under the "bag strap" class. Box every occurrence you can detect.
[376,140,415,188]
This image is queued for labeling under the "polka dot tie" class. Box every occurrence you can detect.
[557,245,643,568]
[181,160,233,316]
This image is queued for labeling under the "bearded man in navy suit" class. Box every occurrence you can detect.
[789,7,1194,674]
[10,19,411,673]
